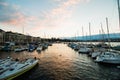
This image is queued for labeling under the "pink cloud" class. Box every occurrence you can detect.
[42,0,81,26]
[3,12,26,26]
[26,0,83,33]
[27,0,91,34]
[45,0,90,22]
[1,0,90,27]
[1,0,91,37]
[0,2,27,26]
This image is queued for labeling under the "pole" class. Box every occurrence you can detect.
[89,22,91,44]
[117,0,120,28]
[82,26,84,43]
[106,17,111,49]
[101,23,105,42]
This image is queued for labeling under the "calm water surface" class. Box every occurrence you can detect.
[0,43,120,80]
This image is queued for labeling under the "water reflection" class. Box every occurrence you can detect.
[38,44,77,80]
[0,43,120,80]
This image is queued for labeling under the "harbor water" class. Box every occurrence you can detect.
[0,43,120,80]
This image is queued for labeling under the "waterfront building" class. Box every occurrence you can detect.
[0,29,5,45]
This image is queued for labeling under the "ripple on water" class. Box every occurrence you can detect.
[1,43,120,80]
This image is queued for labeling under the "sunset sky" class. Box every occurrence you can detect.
[0,0,119,38]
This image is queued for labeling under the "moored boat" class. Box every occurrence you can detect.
[78,47,92,54]
[91,48,106,59]
[28,44,35,52]
[36,46,42,52]
[0,58,38,80]
[95,51,120,64]
[91,51,101,59]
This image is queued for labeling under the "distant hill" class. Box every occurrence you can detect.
[65,33,120,41]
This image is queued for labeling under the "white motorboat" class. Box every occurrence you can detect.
[0,57,12,64]
[91,51,101,59]
[117,66,120,68]
[78,47,92,53]
[0,58,38,80]
[36,46,42,52]
[95,51,120,64]
[14,46,26,52]
[14,48,23,52]
[91,48,106,59]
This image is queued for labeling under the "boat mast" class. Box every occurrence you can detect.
[117,0,120,28]
[76,30,79,41]
[89,22,91,44]
[101,23,105,43]
[82,26,84,43]
[74,32,76,41]
[106,17,111,49]
[85,32,88,44]
[99,29,102,42]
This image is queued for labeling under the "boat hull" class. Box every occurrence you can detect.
[1,60,38,80]
[96,60,120,64]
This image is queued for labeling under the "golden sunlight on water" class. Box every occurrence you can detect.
[0,43,120,80]
[36,43,77,80]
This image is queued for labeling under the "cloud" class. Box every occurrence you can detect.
[26,0,86,36]
[0,0,27,26]
[0,0,89,26]
[44,0,91,25]
[22,0,91,36]
[39,0,82,27]
[0,0,91,37]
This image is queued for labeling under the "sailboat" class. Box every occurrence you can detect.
[95,17,120,64]
[112,0,120,50]
[95,50,120,64]
[78,25,92,54]
[91,24,106,59]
